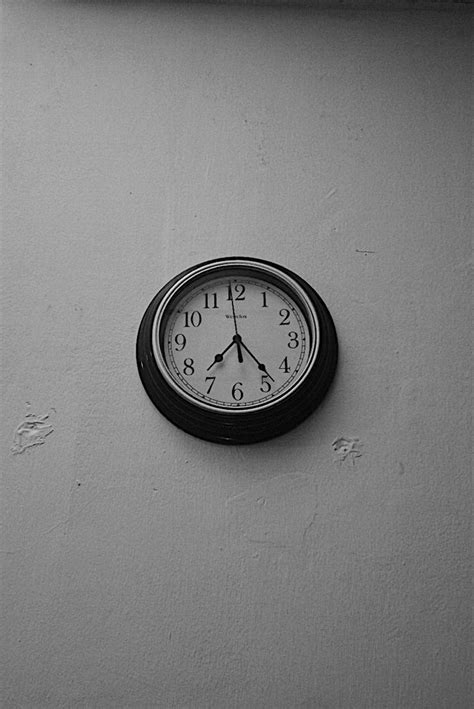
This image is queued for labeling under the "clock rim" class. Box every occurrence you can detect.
[136,256,338,444]
[150,258,321,413]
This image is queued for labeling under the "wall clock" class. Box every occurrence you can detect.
[136,257,338,444]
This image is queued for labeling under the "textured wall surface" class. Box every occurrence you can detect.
[2,2,472,708]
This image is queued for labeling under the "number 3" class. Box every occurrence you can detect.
[288,332,299,348]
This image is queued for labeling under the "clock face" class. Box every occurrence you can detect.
[137,257,337,444]
[156,273,318,411]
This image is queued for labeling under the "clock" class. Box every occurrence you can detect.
[136,257,337,444]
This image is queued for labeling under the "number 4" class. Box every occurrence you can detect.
[278,357,290,373]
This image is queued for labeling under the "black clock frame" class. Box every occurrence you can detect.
[136,257,338,444]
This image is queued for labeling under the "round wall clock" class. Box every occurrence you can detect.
[136,257,338,444]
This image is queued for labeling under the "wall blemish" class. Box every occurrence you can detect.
[226,473,318,550]
[332,436,363,466]
[11,405,54,454]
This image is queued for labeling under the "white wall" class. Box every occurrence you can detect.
[2,2,472,707]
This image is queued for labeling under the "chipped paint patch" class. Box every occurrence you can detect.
[225,473,318,550]
[332,436,363,465]
[11,408,54,454]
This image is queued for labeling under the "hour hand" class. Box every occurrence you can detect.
[206,340,235,370]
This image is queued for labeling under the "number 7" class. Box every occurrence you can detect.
[205,377,216,394]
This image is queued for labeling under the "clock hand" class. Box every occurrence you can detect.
[236,336,275,382]
[228,282,244,363]
[235,338,244,364]
[206,339,236,370]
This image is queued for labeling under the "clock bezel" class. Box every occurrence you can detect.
[151,259,320,413]
[136,256,338,444]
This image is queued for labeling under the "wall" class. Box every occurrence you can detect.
[2,2,472,707]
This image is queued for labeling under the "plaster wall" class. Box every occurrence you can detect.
[2,2,472,708]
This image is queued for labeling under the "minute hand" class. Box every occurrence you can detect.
[238,338,275,382]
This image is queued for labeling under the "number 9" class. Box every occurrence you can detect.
[174,334,186,351]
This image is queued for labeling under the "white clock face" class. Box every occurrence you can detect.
[152,267,320,411]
